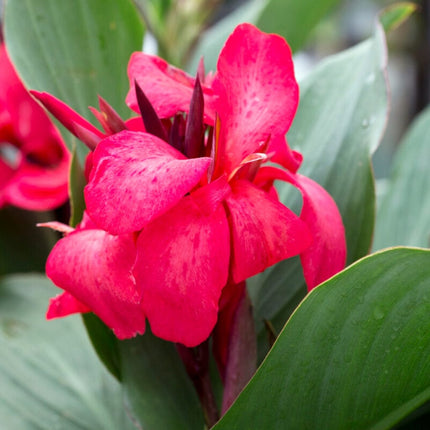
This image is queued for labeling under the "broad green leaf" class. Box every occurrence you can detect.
[120,331,204,430]
[379,2,417,33]
[4,0,144,162]
[257,0,342,52]
[249,21,389,357]
[0,275,136,430]
[373,106,430,250]
[215,248,430,430]
[0,208,56,275]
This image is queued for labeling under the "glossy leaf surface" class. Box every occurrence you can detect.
[0,275,135,429]
[216,248,430,430]
[373,106,430,250]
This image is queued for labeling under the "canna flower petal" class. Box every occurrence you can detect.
[225,180,312,284]
[268,135,303,173]
[31,91,105,142]
[126,53,216,123]
[47,291,91,318]
[256,166,347,289]
[46,225,145,339]
[213,23,299,174]
[0,44,70,210]
[85,130,212,234]
[3,154,70,210]
[134,179,231,347]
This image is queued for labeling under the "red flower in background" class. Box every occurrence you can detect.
[0,44,70,210]
[34,24,346,347]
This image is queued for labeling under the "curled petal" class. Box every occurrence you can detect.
[46,228,145,339]
[85,131,211,234]
[225,180,312,284]
[3,154,70,210]
[257,167,347,289]
[134,180,230,347]
[47,291,91,318]
[268,135,303,173]
[295,174,347,288]
[31,91,105,145]
[0,104,71,210]
[126,53,216,123]
[213,23,299,173]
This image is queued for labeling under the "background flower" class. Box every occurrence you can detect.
[0,44,70,210]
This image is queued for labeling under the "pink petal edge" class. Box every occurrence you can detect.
[46,227,146,339]
[256,166,347,289]
[225,180,312,284]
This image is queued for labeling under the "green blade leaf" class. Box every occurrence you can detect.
[4,0,144,162]
[373,106,430,250]
[257,0,342,52]
[379,2,417,34]
[249,21,389,357]
[82,313,122,382]
[120,332,204,429]
[215,248,430,430]
[0,274,136,429]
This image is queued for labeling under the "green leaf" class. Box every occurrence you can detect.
[0,208,57,275]
[215,248,430,430]
[257,0,342,52]
[4,0,144,163]
[69,145,86,227]
[120,331,204,429]
[82,313,121,381]
[249,21,389,357]
[379,2,417,34]
[0,274,136,429]
[373,106,430,250]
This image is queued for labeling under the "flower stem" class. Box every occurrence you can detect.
[177,341,219,427]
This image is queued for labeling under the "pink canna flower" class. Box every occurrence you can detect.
[35,24,346,348]
[0,43,70,210]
